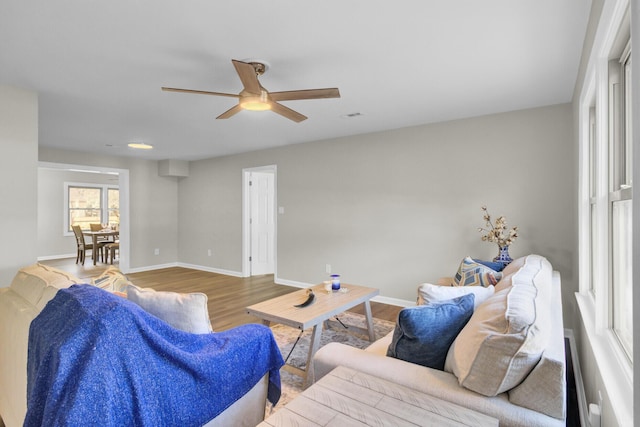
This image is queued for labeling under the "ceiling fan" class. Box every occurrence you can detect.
[162,59,340,123]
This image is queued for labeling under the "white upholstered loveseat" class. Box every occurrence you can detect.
[313,254,566,427]
[0,264,270,427]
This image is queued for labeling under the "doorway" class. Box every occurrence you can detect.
[242,165,276,277]
[38,161,130,273]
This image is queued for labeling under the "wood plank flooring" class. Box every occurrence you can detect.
[40,259,402,331]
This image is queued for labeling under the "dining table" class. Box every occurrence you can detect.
[83,229,119,265]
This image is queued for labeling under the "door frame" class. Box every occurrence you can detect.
[242,165,277,277]
[38,161,131,273]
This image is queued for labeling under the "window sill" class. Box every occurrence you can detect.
[575,292,633,426]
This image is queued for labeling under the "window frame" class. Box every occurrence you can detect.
[607,39,633,359]
[576,0,633,424]
[64,182,119,236]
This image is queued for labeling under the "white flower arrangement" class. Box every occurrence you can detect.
[478,206,519,248]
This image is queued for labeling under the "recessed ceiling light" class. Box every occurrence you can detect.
[128,142,153,150]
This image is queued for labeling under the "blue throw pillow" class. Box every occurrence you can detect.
[386,294,474,370]
[472,258,506,272]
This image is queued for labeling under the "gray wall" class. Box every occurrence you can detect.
[0,86,38,285]
[179,103,577,326]
[38,148,180,270]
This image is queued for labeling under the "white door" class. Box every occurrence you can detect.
[249,171,275,275]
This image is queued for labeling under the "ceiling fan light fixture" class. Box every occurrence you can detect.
[240,90,271,111]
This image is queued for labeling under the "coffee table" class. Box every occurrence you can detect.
[259,366,499,427]
[246,283,379,387]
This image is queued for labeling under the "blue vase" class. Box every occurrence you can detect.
[493,246,513,265]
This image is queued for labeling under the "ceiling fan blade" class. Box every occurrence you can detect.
[232,60,262,94]
[216,104,243,119]
[270,102,307,122]
[269,88,341,102]
[162,87,239,98]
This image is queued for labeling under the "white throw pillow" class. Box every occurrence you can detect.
[444,255,552,396]
[127,285,213,334]
[417,283,494,310]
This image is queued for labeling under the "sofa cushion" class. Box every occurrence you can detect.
[10,263,83,306]
[445,255,552,396]
[387,294,474,370]
[494,255,527,291]
[417,282,494,310]
[127,285,213,334]
[454,257,502,287]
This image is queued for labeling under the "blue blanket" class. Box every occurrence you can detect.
[25,285,284,427]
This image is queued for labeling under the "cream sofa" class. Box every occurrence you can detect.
[0,264,269,427]
[313,254,566,427]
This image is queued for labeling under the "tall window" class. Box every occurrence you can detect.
[609,42,632,357]
[584,30,632,359]
[588,105,598,297]
[65,183,119,232]
[577,2,633,421]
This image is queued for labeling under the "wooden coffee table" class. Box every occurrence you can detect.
[259,366,499,427]
[246,283,379,387]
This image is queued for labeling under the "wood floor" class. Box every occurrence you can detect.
[40,259,402,331]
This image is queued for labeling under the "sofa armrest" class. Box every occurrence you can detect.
[203,374,268,427]
[437,277,456,287]
[507,271,566,420]
[0,288,41,427]
[364,331,393,355]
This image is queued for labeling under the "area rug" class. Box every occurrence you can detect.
[266,311,396,414]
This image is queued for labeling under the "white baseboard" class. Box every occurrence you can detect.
[176,263,243,278]
[126,262,178,274]
[37,253,77,261]
[372,295,414,307]
[274,277,310,288]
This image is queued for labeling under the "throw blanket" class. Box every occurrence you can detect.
[25,285,284,427]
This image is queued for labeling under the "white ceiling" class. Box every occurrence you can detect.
[0,0,592,161]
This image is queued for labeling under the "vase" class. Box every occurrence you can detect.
[493,246,513,266]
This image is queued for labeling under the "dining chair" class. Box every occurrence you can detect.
[72,225,104,265]
[90,223,113,243]
[104,242,120,264]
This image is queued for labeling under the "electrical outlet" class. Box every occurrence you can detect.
[207,249,212,256]
[154,248,160,255]
[325,264,331,274]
